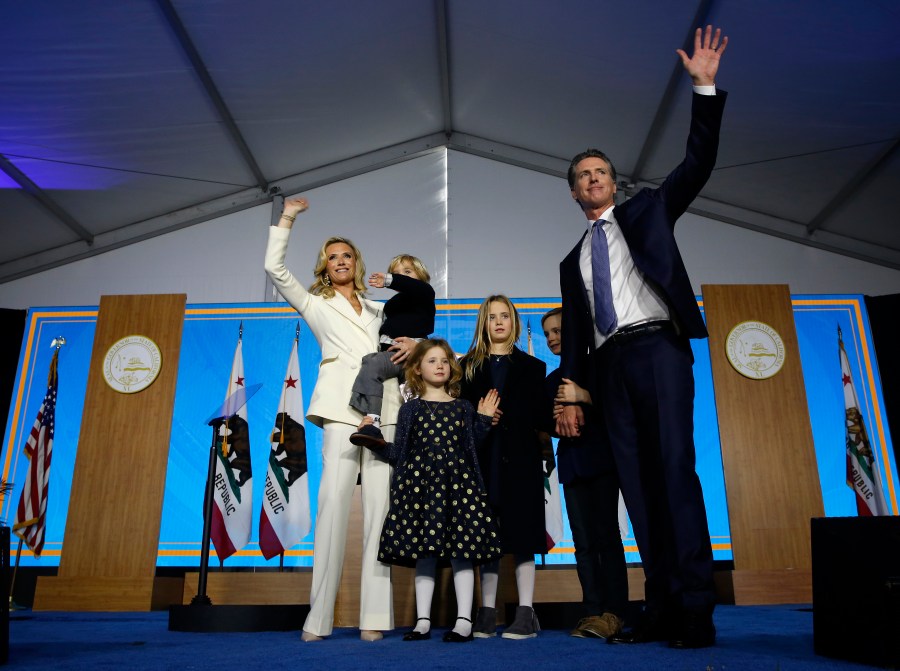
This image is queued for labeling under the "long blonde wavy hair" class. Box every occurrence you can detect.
[463,294,521,381]
[404,339,462,399]
[309,236,367,298]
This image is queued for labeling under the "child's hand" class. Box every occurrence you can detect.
[368,272,386,289]
[478,389,501,419]
[357,416,374,431]
[556,378,591,405]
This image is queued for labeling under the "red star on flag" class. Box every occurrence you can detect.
[234,376,245,386]
[285,375,298,389]
[842,373,851,386]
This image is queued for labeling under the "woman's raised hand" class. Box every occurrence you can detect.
[284,197,309,215]
[278,197,309,228]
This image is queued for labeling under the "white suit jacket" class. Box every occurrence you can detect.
[264,226,401,428]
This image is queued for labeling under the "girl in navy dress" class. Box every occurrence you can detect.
[460,295,548,639]
[357,338,502,642]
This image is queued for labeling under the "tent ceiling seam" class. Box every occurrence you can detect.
[805,136,900,235]
[629,0,716,182]
[0,153,94,245]
[436,0,453,139]
[155,0,269,192]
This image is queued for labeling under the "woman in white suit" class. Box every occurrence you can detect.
[264,197,410,642]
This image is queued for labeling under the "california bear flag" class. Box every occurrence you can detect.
[209,328,254,560]
[840,326,890,516]
[259,326,311,559]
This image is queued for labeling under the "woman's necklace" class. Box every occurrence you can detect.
[491,350,510,363]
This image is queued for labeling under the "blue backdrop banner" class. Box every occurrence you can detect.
[2,296,896,567]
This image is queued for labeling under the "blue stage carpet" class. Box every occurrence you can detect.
[5,604,880,670]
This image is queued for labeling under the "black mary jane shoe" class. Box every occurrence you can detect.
[442,616,474,643]
[403,618,431,641]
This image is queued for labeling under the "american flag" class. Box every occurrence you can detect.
[13,349,59,557]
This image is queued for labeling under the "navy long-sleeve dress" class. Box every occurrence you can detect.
[377,397,502,567]
[460,348,548,555]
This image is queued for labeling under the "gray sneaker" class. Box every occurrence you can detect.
[501,605,540,639]
[472,606,497,638]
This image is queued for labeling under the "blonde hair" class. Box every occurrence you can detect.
[463,295,522,381]
[404,339,462,398]
[310,236,367,298]
[388,254,430,283]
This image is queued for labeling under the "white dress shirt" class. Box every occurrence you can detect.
[579,208,670,349]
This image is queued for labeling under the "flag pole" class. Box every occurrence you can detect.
[8,335,65,609]
[192,419,222,605]
[8,537,24,611]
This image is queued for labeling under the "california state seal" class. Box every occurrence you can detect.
[725,321,786,380]
[103,335,163,393]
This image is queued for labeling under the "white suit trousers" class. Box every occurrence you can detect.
[303,421,394,636]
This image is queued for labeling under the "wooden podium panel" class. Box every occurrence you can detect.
[702,284,823,604]
[181,572,312,606]
[34,294,186,611]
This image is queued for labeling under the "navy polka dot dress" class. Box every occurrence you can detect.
[378,398,502,567]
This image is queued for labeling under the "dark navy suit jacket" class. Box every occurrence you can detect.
[559,91,727,385]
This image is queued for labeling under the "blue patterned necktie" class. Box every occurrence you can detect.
[591,220,617,335]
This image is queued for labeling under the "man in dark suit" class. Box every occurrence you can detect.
[557,25,728,649]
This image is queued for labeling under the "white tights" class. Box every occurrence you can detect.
[478,554,535,608]
[413,557,475,636]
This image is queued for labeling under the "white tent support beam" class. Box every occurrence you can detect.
[0,153,94,245]
[2,131,898,286]
[450,135,900,270]
[805,136,900,235]
[436,0,453,138]
[447,132,569,178]
[268,134,448,197]
[0,135,448,285]
[264,195,286,302]
[689,196,900,271]
[154,0,269,192]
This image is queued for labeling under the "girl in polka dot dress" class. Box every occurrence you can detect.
[356,338,502,642]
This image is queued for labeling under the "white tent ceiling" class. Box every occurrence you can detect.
[2,1,899,286]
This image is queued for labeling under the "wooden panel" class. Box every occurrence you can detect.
[176,564,645,626]
[729,569,812,605]
[60,294,185,578]
[181,572,312,606]
[702,285,823,574]
[534,566,646,603]
[34,576,183,611]
[37,294,186,610]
